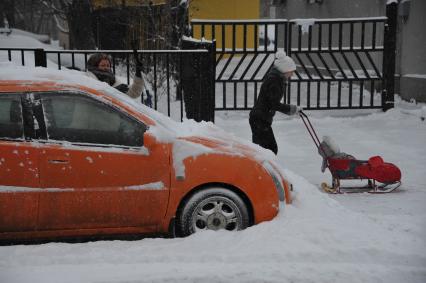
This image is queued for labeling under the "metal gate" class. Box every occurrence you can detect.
[191,15,395,111]
[191,19,287,111]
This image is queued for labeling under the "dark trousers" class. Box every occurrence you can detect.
[249,116,278,155]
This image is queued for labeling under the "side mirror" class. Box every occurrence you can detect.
[143,133,157,148]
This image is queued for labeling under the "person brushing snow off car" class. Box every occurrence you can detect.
[86,53,144,99]
[249,50,302,155]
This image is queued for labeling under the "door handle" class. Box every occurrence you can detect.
[48,159,69,164]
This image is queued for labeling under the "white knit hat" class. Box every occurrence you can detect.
[274,50,296,74]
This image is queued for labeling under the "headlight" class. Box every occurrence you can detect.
[262,161,285,202]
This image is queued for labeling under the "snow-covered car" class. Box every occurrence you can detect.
[0,66,292,242]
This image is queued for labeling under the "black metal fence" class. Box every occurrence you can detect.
[191,19,287,111]
[286,17,386,110]
[191,14,396,111]
[1,14,397,121]
[0,47,214,121]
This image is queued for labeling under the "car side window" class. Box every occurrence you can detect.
[41,92,147,147]
[0,94,24,140]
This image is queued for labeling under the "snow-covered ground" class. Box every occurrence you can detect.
[1,101,425,283]
[1,31,426,283]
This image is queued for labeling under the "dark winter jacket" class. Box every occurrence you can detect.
[249,66,293,125]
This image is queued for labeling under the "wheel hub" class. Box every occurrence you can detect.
[206,212,227,230]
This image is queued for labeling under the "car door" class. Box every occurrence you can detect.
[0,92,40,233]
[35,91,171,231]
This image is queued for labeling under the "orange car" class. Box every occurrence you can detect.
[0,67,292,242]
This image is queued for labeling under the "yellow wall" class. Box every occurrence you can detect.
[189,0,259,50]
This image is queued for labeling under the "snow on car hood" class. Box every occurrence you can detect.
[158,119,282,179]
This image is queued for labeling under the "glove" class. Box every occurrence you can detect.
[135,62,142,78]
[115,84,129,93]
[288,105,303,115]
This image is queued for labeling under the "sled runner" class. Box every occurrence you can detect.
[299,111,401,194]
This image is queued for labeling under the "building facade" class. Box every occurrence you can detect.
[395,0,426,103]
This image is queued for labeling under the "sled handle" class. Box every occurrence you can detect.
[299,111,329,158]
[299,111,320,148]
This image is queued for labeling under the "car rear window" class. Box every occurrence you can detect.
[0,94,24,140]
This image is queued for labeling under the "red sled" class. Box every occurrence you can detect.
[300,111,402,194]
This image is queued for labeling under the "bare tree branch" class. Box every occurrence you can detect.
[40,0,67,17]
[53,14,69,33]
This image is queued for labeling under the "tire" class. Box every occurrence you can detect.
[178,187,250,236]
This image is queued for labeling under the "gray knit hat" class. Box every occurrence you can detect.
[274,50,296,74]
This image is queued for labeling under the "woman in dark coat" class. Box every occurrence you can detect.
[249,50,302,155]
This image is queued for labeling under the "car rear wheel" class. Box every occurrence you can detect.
[178,187,249,236]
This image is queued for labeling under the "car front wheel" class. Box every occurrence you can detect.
[178,187,250,236]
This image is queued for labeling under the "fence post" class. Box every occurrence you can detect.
[181,38,215,122]
[382,2,397,111]
[201,40,216,122]
[34,48,47,67]
[208,40,216,122]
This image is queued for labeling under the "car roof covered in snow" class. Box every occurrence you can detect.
[0,63,166,127]
[0,63,112,91]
